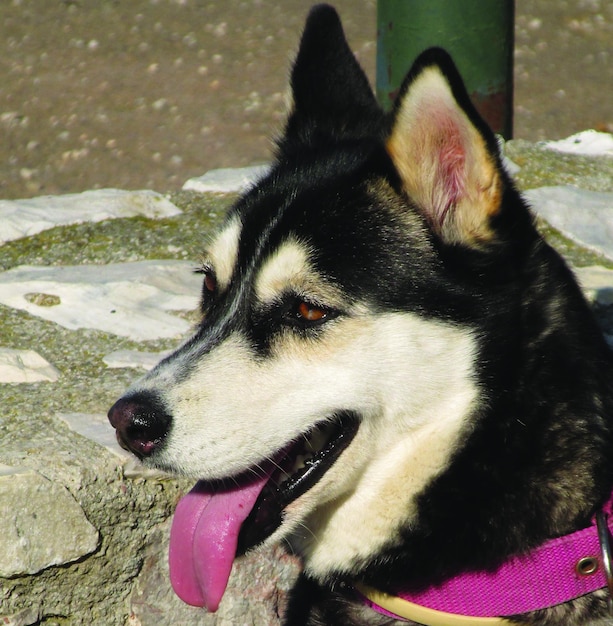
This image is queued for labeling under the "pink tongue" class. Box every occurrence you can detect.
[168,472,270,611]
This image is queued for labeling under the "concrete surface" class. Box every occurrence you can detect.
[0,0,611,199]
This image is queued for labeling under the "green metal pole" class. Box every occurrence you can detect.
[377,0,514,138]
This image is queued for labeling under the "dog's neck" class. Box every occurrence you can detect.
[356,493,613,623]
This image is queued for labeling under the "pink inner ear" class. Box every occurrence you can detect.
[388,67,501,244]
[434,114,467,227]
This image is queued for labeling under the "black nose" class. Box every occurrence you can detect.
[107,393,172,459]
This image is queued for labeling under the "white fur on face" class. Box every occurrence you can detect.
[254,238,348,310]
[255,238,312,303]
[132,236,479,576]
[277,313,478,578]
[203,216,242,291]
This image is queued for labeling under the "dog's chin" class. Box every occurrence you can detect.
[236,412,360,554]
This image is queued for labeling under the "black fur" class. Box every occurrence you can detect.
[274,5,613,625]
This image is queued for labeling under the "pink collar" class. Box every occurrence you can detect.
[357,495,613,624]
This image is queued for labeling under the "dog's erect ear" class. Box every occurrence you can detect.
[387,48,504,246]
[278,4,383,153]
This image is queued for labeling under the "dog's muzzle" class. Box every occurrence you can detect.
[107,393,171,459]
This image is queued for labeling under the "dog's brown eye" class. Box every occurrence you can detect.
[195,266,217,314]
[297,301,327,322]
[203,271,217,294]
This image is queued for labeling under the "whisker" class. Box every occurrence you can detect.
[291,521,318,544]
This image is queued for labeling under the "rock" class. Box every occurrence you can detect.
[0,466,99,577]
[574,266,613,305]
[524,186,613,261]
[542,130,613,157]
[0,348,60,383]
[0,606,41,626]
[56,412,169,480]
[56,412,130,460]
[0,189,181,244]
[183,165,270,194]
[0,260,201,340]
[103,349,171,370]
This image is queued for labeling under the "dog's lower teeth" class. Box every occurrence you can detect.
[274,424,338,488]
[293,456,306,472]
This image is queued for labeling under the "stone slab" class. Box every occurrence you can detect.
[0,466,99,577]
[183,165,270,194]
[0,189,181,244]
[0,260,201,340]
[0,348,60,383]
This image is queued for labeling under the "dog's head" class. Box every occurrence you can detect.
[109,3,536,611]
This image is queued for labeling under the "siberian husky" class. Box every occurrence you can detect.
[109,5,613,625]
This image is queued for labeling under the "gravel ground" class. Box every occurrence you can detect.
[1,0,612,200]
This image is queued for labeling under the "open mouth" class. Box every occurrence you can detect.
[237,412,359,553]
[168,412,359,612]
